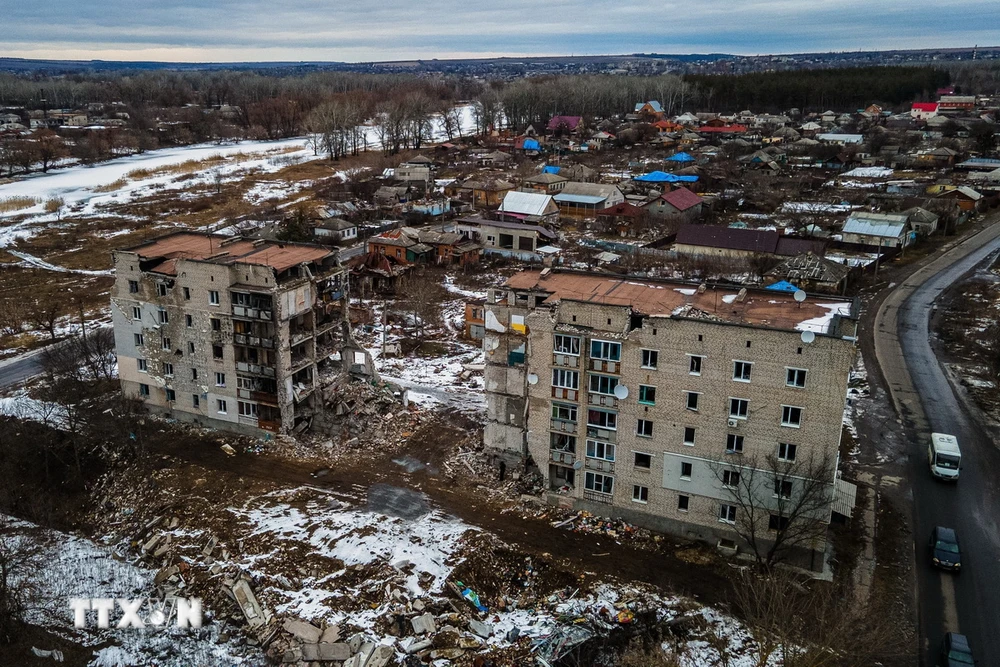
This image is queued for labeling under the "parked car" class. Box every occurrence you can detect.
[929,526,962,571]
[941,632,975,665]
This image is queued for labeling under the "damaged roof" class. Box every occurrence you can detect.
[503,269,857,335]
[123,232,334,275]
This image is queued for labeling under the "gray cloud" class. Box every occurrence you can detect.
[5,0,999,61]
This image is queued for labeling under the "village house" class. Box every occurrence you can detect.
[458,178,515,209]
[312,218,358,245]
[766,252,851,293]
[935,186,983,212]
[596,202,649,236]
[111,232,351,435]
[841,212,913,248]
[910,102,939,121]
[522,172,569,195]
[643,188,705,223]
[937,95,976,112]
[547,115,585,136]
[553,183,625,219]
[367,227,480,266]
[498,191,560,225]
[454,217,558,261]
[672,226,824,261]
[482,269,858,570]
[633,101,665,122]
[903,207,940,236]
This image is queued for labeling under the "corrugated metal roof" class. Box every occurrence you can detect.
[554,193,606,205]
[833,478,858,519]
[499,191,555,217]
[843,215,907,238]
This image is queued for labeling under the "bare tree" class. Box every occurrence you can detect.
[0,517,42,644]
[709,449,836,569]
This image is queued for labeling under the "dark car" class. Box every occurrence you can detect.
[930,526,962,571]
[941,632,975,666]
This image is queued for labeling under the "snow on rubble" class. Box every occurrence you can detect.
[3,515,261,667]
[229,485,476,614]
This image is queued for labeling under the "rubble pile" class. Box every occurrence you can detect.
[503,505,671,554]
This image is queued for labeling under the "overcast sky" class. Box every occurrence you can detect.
[6,0,1000,62]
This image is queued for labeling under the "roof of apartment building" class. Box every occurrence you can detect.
[503,269,856,334]
[123,232,334,276]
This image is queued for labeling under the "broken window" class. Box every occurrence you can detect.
[553,334,580,356]
[517,236,533,251]
[641,349,658,369]
[587,409,617,431]
[726,434,744,454]
[551,403,577,423]
[634,452,652,469]
[778,443,797,462]
[498,233,515,249]
[550,433,576,452]
[677,495,689,511]
[632,485,649,503]
[128,280,139,294]
[638,385,656,405]
[689,355,703,375]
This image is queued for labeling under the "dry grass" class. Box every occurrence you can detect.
[0,196,38,212]
[93,178,128,193]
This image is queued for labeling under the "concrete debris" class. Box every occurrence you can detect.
[232,579,269,630]
[220,443,237,456]
[30,647,64,662]
[363,644,395,667]
[320,624,341,644]
[153,564,179,586]
[282,619,322,644]
[429,648,466,660]
[410,612,436,635]
[302,642,350,661]
[468,619,493,639]
[347,632,364,654]
[202,535,219,556]
[402,638,432,654]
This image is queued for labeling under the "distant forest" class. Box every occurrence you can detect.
[685,66,952,113]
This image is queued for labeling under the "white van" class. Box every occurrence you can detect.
[928,433,961,481]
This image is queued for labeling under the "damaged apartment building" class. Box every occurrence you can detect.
[111,232,367,435]
[484,269,858,568]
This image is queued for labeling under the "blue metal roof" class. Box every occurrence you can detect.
[765,281,799,292]
[634,171,699,183]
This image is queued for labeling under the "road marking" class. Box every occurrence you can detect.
[940,573,960,633]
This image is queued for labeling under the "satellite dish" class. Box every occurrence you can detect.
[793,290,807,303]
[573,460,584,470]
[613,384,629,400]
[527,373,539,385]
[801,330,816,344]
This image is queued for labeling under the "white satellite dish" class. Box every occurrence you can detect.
[801,330,816,344]
[793,290,807,303]
[573,460,584,470]
[527,373,539,385]
[613,384,629,400]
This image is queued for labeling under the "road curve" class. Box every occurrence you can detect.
[875,220,1000,667]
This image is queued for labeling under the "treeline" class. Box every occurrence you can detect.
[685,66,951,113]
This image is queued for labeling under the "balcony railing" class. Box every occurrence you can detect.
[236,362,276,378]
[583,490,613,505]
[588,393,617,408]
[585,457,615,473]
[550,419,577,433]
[549,450,575,466]
[551,387,578,401]
[232,305,273,320]
[552,353,579,368]
[590,359,620,374]
[234,333,275,349]
[586,427,617,443]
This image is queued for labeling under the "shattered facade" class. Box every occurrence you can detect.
[112,232,358,435]
[484,269,858,567]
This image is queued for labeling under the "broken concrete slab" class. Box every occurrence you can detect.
[342,655,362,667]
[202,536,219,556]
[320,624,341,644]
[410,613,436,635]
[364,644,395,667]
[429,648,465,660]
[468,619,493,639]
[347,633,364,653]
[141,534,162,554]
[283,619,322,644]
[232,579,267,630]
[402,638,432,654]
[154,565,179,586]
[318,643,351,661]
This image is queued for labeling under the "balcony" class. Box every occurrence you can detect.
[583,490,613,505]
[549,450,575,466]
[236,362,276,378]
[551,386,578,401]
[586,427,617,443]
[232,305,273,321]
[552,353,579,368]
[234,333,275,349]
[588,393,617,408]
[590,359,619,374]
[237,388,279,406]
[585,457,615,474]
[550,419,577,433]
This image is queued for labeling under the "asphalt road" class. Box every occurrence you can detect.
[0,346,49,389]
[876,221,1000,666]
